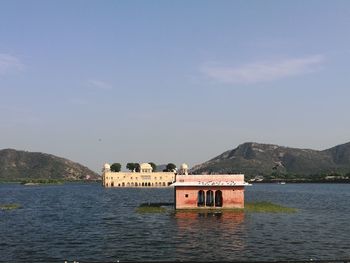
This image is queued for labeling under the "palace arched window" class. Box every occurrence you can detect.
[215,190,223,207]
[197,190,205,207]
[206,190,214,207]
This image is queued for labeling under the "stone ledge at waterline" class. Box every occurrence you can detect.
[136,202,297,214]
[0,149,100,181]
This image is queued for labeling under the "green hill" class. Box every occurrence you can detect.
[0,149,99,181]
[191,142,350,179]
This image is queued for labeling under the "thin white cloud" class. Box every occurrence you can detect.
[0,53,24,75]
[87,79,113,90]
[201,55,324,84]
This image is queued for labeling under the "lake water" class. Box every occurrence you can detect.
[1,183,350,262]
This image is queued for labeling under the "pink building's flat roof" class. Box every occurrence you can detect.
[172,174,251,187]
[171,181,251,187]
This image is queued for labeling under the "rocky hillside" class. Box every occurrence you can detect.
[191,142,350,178]
[0,149,100,180]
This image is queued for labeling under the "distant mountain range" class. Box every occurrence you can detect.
[3,142,350,182]
[191,142,350,178]
[0,149,99,181]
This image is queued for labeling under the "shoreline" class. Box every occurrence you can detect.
[251,179,350,184]
[0,179,102,184]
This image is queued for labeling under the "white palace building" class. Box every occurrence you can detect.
[102,163,189,188]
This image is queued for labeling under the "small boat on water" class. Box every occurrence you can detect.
[23,182,40,186]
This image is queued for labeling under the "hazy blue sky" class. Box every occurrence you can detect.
[1,0,350,172]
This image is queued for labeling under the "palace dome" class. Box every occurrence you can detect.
[181,163,188,170]
[140,163,152,169]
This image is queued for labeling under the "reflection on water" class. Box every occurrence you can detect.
[1,183,350,262]
[174,211,245,259]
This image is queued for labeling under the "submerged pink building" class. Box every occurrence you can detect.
[172,173,250,209]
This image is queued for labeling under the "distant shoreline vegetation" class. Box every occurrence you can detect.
[0,178,101,185]
[250,173,350,184]
[252,179,350,184]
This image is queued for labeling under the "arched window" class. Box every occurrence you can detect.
[148,182,151,186]
[197,190,205,207]
[111,182,114,187]
[215,190,223,207]
[127,182,130,187]
[206,190,214,207]
[155,182,158,186]
[131,182,134,186]
[135,183,138,187]
[122,182,125,187]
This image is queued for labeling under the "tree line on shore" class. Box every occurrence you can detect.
[263,171,350,181]
[109,162,176,173]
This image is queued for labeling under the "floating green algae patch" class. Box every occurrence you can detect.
[0,203,21,210]
[136,202,173,213]
[245,201,297,213]
[136,206,167,213]
[137,201,296,214]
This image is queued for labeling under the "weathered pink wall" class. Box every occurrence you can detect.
[175,186,244,209]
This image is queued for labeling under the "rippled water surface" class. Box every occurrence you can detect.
[1,183,350,262]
